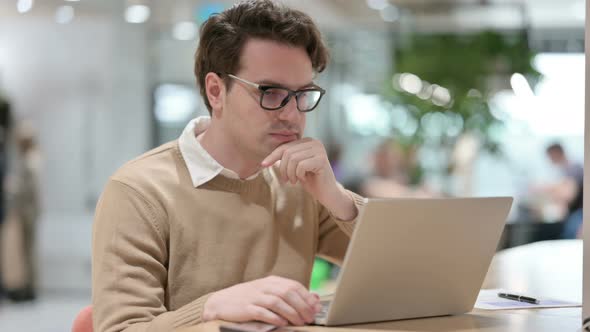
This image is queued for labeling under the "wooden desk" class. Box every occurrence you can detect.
[178,240,583,332]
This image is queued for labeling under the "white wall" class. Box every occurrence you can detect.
[0,16,151,216]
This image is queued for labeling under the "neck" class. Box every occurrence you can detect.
[198,121,262,179]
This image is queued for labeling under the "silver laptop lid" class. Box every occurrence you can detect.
[324,197,513,326]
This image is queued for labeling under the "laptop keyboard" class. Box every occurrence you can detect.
[315,300,331,319]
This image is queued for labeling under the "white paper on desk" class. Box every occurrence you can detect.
[474,289,581,310]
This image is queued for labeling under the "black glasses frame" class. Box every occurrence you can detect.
[227,74,326,112]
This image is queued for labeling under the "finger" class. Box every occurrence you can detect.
[311,293,322,313]
[262,146,285,168]
[286,149,315,184]
[295,158,311,183]
[256,295,305,326]
[266,276,319,311]
[280,278,319,305]
[295,157,322,182]
[248,305,288,327]
[266,282,316,323]
[294,285,321,309]
[261,140,301,167]
[279,145,313,183]
[279,151,288,182]
[261,138,313,167]
[285,279,321,313]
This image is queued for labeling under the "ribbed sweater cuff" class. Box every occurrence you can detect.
[331,191,367,233]
[172,293,213,328]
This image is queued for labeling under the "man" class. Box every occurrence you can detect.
[542,143,583,239]
[0,91,12,300]
[4,124,40,302]
[92,1,365,331]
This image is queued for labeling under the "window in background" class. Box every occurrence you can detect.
[492,53,584,138]
[475,53,584,220]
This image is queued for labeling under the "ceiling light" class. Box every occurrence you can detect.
[55,5,74,24]
[366,0,389,11]
[16,0,33,14]
[173,21,197,41]
[125,4,150,24]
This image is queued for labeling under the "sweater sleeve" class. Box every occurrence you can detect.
[92,179,212,332]
[316,188,366,265]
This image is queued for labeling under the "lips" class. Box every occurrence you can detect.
[269,132,299,143]
[271,131,299,136]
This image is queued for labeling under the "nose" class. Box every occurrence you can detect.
[277,96,302,122]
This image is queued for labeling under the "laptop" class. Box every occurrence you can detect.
[314,196,513,326]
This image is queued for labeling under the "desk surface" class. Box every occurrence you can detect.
[178,240,583,332]
[178,309,581,332]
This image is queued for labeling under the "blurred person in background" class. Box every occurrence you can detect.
[2,123,41,302]
[92,1,364,331]
[327,143,343,182]
[0,87,13,300]
[360,139,434,198]
[531,142,583,239]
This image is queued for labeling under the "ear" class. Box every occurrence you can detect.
[205,72,226,117]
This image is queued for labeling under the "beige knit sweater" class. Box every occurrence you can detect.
[92,141,365,332]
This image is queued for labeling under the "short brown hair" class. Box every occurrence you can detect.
[546,142,564,155]
[194,0,330,114]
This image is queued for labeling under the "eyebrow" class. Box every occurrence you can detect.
[257,79,318,90]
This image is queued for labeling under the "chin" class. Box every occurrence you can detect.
[259,141,279,157]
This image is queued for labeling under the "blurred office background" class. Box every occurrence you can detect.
[0,0,584,330]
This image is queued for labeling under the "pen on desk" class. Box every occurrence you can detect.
[498,292,540,304]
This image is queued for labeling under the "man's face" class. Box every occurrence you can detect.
[221,38,314,161]
[547,150,565,165]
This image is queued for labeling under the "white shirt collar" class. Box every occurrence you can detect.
[178,116,260,187]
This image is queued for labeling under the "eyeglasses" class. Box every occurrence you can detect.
[227,74,325,112]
